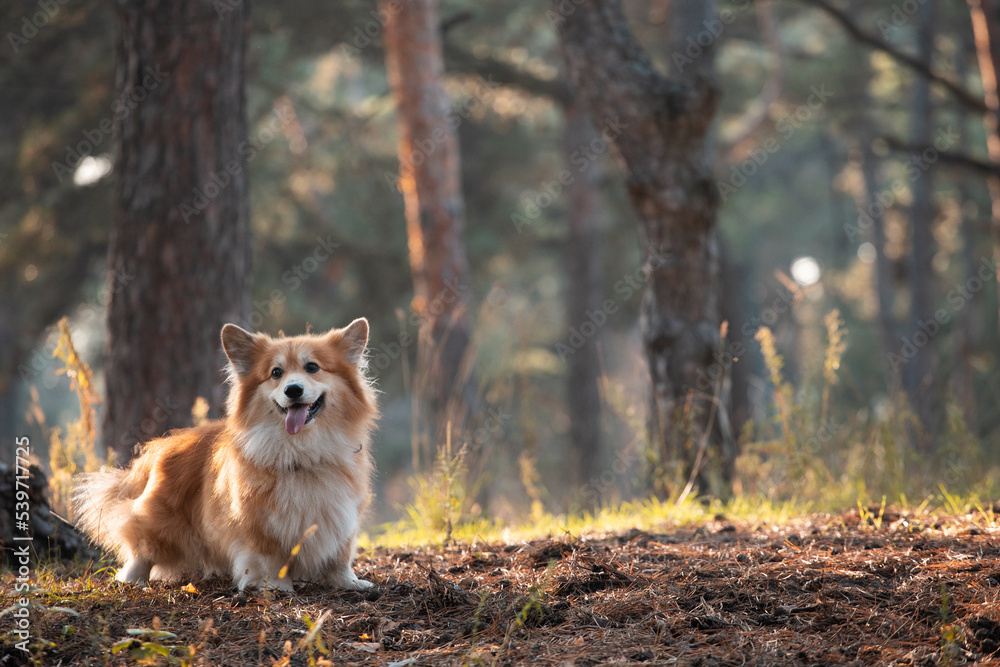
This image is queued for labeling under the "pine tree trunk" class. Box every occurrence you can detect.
[382,0,475,453]
[904,0,937,444]
[969,0,1000,328]
[104,0,251,463]
[556,0,733,494]
[563,104,605,488]
[860,144,901,373]
[954,30,979,427]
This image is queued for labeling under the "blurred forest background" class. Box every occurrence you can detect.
[3,0,1000,529]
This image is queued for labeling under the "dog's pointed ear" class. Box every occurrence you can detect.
[221,324,259,376]
[335,318,369,365]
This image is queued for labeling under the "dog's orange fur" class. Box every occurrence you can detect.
[73,319,378,591]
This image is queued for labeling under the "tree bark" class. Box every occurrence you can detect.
[849,48,917,409]
[956,175,979,427]
[563,104,605,487]
[968,0,1000,329]
[382,0,475,454]
[860,144,901,376]
[903,0,938,443]
[555,0,733,494]
[104,0,251,463]
[954,41,979,427]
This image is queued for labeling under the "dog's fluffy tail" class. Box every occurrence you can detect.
[72,469,134,559]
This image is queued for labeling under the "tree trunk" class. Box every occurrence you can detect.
[719,245,750,438]
[954,29,979,427]
[903,0,938,444]
[968,0,1000,327]
[0,461,99,565]
[563,103,605,488]
[860,144,902,378]
[851,38,902,394]
[382,0,475,455]
[556,0,733,495]
[956,176,979,427]
[104,0,251,463]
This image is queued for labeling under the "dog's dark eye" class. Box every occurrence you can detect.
[304,362,320,374]
[270,367,283,380]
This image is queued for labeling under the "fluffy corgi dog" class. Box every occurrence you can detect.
[73,319,378,591]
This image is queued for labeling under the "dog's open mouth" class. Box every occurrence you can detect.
[276,395,325,435]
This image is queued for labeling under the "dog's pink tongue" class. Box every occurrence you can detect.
[285,405,309,435]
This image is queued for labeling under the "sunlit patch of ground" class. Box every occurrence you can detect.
[3,506,999,666]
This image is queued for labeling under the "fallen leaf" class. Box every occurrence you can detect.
[347,642,381,653]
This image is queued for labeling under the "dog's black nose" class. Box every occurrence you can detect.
[284,384,304,399]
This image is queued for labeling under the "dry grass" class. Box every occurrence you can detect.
[4,507,1000,666]
[10,314,1000,665]
[43,317,107,517]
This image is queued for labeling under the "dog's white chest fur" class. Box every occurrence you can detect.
[265,470,363,574]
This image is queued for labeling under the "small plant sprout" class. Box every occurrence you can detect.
[278,523,320,582]
[406,421,483,544]
[939,583,965,666]
[272,611,332,667]
[112,616,189,665]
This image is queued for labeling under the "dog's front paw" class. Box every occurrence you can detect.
[234,573,295,593]
[115,558,153,584]
[348,577,373,591]
[232,550,294,592]
[262,577,296,593]
[328,569,372,591]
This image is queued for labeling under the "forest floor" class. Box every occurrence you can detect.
[3,506,1000,666]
